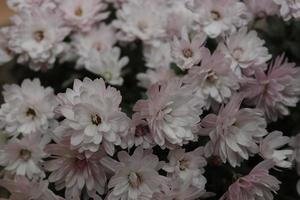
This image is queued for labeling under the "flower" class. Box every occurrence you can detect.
[0,133,47,179]
[290,133,300,195]
[244,0,279,18]
[101,147,168,200]
[44,138,106,200]
[133,78,202,146]
[8,7,70,71]
[217,28,271,76]
[187,0,250,38]
[260,131,293,168]
[200,95,268,167]
[163,147,207,189]
[0,28,14,65]
[184,48,239,107]
[0,176,64,200]
[273,0,300,20]
[143,42,172,69]
[55,78,130,155]
[241,55,300,121]
[113,0,166,44]
[0,78,58,135]
[171,28,206,70]
[57,0,109,32]
[84,47,129,86]
[6,0,56,12]
[220,160,281,200]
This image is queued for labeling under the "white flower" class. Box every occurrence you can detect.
[6,0,56,12]
[143,42,172,69]
[8,8,70,71]
[260,131,293,168]
[0,28,13,65]
[55,78,130,155]
[273,0,300,20]
[85,47,129,86]
[217,28,271,76]
[0,79,58,135]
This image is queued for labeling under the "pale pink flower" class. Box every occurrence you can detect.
[57,0,109,32]
[44,138,106,200]
[0,133,47,179]
[0,28,14,65]
[273,0,300,20]
[55,78,130,155]
[260,131,293,168]
[0,79,58,135]
[133,78,202,146]
[184,48,239,107]
[200,95,268,167]
[0,176,64,200]
[221,160,281,200]
[244,0,279,18]
[143,42,172,69]
[101,147,168,200]
[171,28,206,70]
[290,133,300,195]
[242,55,300,121]
[6,0,56,12]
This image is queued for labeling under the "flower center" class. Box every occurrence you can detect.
[128,172,142,188]
[135,124,150,137]
[103,71,113,81]
[33,30,45,42]
[92,42,102,52]
[232,47,244,60]
[75,7,83,16]
[179,158,190,170]
[91,114,102,126]
[26,108,36,119]
[19,149,31,161]
[211,10,221,20]
[137,20,148,32]
[207,70,218,83]
[182,48,193,58]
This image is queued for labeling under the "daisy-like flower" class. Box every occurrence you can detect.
[273,0,300,20]
[0,133,47,179]
[0,28,14,65]
[133,78,203,146]
[171,28,206,70]
[44,138,106,200]
[143,42,172,69]
[241,55,300,121]
[0,78,58,135]
[220,160,281,200]
[200,95,268,167]
[8,7,70,71]
[244,0,279,18]
[184,48,239,107]
[113,0,166,44]
[84,47,129,86]
[6,0,56,11]
[187,0,250,38]
[0,176,64,200]
[260,131,293,168]
[55,78,130,155]
[57,0,108,32]
[101,147,168,200]
[217,28,271,76]
[163,147,207,189]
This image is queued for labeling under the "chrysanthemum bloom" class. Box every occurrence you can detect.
[260,131,293,168]
[0,78,58,135]
[101,147,168,200]
[244,0,279,18]
[84,47,129,85]
[217,28,271,77]
[200,95,268,167]
[57,0,108,32]
[273,0,300,20]
[6,0,56,12]
[241,55,300,121]
[184,49,239,107]
[113,0,166,44]
[133,78,203,146]
[220,160,281,200]
[0,176,64,200]
[72,23,117,68]
[171,28,206,70]
[7,7,70,71]
[44,138,106,200]
[0,133,47,179]
[163,147,207,189]
[143,42,172,69]
[186,0,250,38]
[55,78,130,155]
[0,28,13,65]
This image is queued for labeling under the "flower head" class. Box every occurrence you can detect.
[244,0,279,18]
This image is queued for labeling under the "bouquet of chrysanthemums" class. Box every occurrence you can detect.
[1,0,300,199]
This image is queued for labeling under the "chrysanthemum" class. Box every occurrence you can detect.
[57,0,109,32]
[44,138,106,200]
[101,147,168,200]
[273,0,300,20]
[0,28,13,65]
[0,133,47,179]
[143,42,172,69]
[241,55,300,121]
[220,160,281,200]
[244,0,279,18]
[6,0,56,11]
[200,95,268,167]
[133,78,203,146]
[260,131,293,168]
[217,28,271,76]
[0,78,58,135]
[55,78,130,155]
[290,133,300,195]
